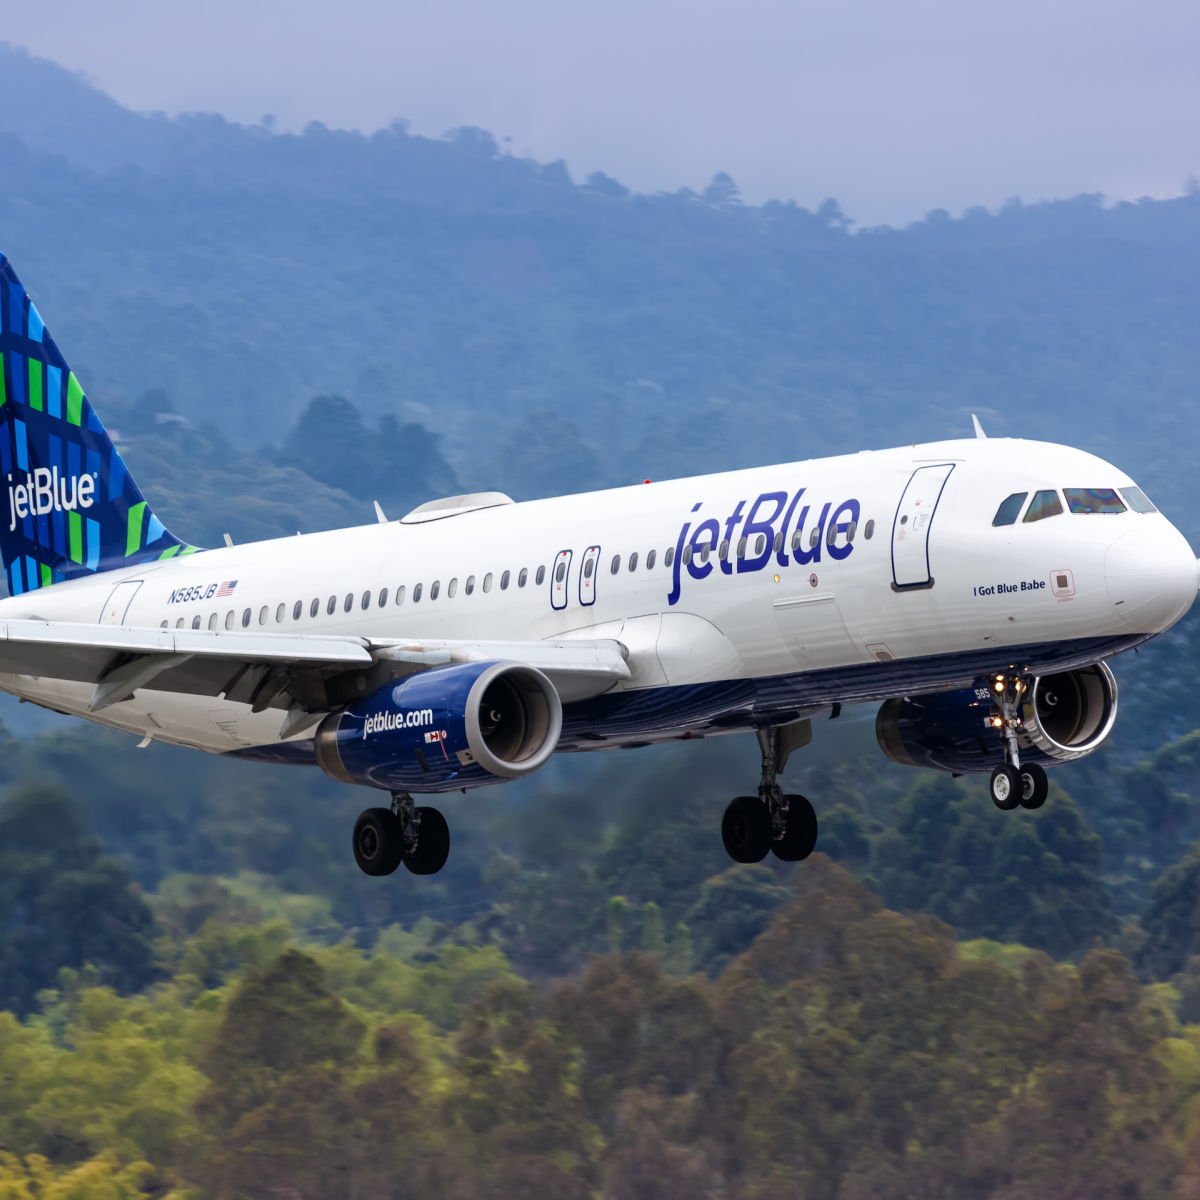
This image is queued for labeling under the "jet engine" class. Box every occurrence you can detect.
[316,660,562,792]
[875,662,1118,774]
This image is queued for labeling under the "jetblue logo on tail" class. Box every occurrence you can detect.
[6,468,96,532]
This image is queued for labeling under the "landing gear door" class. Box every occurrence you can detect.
[579,545,600,606]
[99,580,143,624]
[891,464,955,590]
[550,549,573,611]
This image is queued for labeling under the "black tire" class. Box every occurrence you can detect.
[989,764,1022,811]
[773,794,819,862]
[404,806,451,876]
[721,795,771,863]
[353,807,403,876]
[1019,763,1049,810]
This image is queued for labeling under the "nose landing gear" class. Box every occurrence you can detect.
[986,674,1049,811]
[352,792,451,877]
[721,721,819,864]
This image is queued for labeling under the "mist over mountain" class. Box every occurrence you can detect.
[0,43,1197,538]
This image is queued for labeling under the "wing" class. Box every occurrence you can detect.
[0,620,630,735]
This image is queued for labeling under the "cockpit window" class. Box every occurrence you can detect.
[1064,488,1125,514]
[992,492,1027,526]
[1023,489,1064,523]
[1119,486,1157,513]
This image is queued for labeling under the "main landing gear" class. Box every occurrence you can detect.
[721,722,819,864]
[986,674,1049,812]
[352,793,451,877]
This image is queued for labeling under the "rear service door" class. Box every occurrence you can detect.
[891,464,955,589]
[99,580,143,624]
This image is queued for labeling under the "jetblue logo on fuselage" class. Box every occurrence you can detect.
[667,488,860,606]
[6,468,96,532]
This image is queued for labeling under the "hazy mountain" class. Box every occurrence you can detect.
[0,42,1197,534]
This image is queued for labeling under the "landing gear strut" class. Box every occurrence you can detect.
[986,674,1049,812]
[721,721,818,864]
[351,792,451,877]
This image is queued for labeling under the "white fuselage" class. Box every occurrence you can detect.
[0,436,1194,758]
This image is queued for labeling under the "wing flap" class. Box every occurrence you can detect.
[0,622,630,708]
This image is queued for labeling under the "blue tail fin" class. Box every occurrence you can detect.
[0,254,195,593]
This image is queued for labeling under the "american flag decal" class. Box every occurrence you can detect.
[216,580,238,597]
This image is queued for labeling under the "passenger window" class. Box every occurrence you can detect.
[791,530,803,552]
[293,601,303,620]
[361,591,370,610]
[413,583,423,603]
[647,549,656,569]
[326,596,336,615]
[1024,490,1064,523]
[192,615,202,630]
[466,575,475,595]
[379,588,389,607]
[259,606,269,625]
[864,519,874,540]
[175,617,184,629]
[536,566,546,585]
[242,609,252,627]
[395,585,406,606]
[225,611,234,630]
[629,552,638,572]
[519,568,528,587]
[755,534,766,555]
[343,593,354,613]
[1120,486,1157,513]
[610,555,620,575]
[448,578,458,598]
[774,531,783,554]
[501,570,510,590]
[431,580,441,600]
[664,547,675,567]
[738,536,747,558]
[809,528,820,548]
[1065,488,1125,514]
[310,599,320,618]
[483,573,493,592]
[160,619,168,629]
[275,603,285,622]
[992,492,1027,526]
[682,546,693,564]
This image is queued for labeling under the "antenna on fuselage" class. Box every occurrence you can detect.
[373,500,389,524]
[971,414,988,439]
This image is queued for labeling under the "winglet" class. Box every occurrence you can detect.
[373,500,388,524]
[971,414,987,439]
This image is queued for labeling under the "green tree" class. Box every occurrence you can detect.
[0,786,158,1016]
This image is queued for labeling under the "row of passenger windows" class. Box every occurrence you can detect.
[162,565,550,630]
[159,517,879,631]
[992,486,1156,527]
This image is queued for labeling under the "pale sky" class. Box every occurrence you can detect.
[4,0,1198,224]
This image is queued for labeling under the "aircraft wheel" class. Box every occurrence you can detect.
[989,764,1022,811]
[1019,763,1049,810]
[773,794,819,862]
[722,795,771,863]
[353,807,404,876]
[404,806,451,875]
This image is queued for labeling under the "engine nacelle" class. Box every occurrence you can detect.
[315,660,562,793]
[876,662,1118,774]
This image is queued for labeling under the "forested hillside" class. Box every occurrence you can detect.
[3,41,1200,1199]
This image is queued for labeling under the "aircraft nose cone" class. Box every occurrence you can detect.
[1105,523,1198,633]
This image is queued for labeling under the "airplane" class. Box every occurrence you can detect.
[0,251,1196,878]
